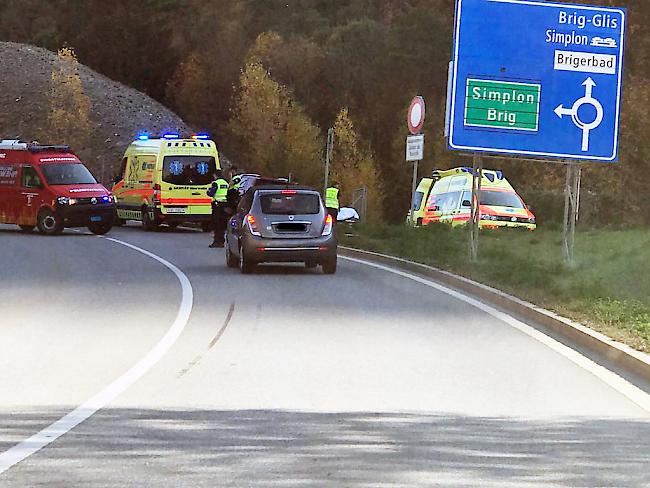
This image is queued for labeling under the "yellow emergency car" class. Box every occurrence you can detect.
[407,177,433,226]
[420,167,536,230]
[112,133,220,231]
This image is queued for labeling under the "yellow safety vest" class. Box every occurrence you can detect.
[325,187,339,209]
[212,178,229,203]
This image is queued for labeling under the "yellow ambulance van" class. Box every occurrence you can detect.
[422,167,536,230]
[406,177,433,226]
[112,133,220,231]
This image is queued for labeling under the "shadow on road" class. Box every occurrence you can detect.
[1,409,649,487]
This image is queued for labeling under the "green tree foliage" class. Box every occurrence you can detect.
[331,108,383,221]
[228,61,322,186]
[47,47,92,152]
[2,0,650,225]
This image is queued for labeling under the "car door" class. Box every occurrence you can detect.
[19,165,45,225]
[0,163,20,224]
[227,191,252,254]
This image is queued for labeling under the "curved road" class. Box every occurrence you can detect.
[1,223,649,487]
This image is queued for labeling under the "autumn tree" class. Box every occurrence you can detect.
[228,61,322,186]
[165,52,211,126]
[47,47,92,152]
[331,108,384,221]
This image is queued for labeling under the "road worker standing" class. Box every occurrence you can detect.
[207,170,229,248]
[325,183,340,222]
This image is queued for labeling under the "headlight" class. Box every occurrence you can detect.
[481,214,497,221]
[56,196,69,205]
[529,217,536,224]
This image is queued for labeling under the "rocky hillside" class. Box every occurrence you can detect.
[0,42,192,184]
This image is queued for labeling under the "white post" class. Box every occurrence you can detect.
[323,128,334,196]
[469,154,483,262]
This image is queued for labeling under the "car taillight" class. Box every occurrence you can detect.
[153,184,161,204]
[322,214,333,236]
[246,214,261,236]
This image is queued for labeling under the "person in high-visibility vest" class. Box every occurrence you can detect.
[325,184,340,222]
[207,170,229,248]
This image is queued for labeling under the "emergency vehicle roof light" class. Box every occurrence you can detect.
[28,144,72,154]
[162,132,180,139]
[136,133,150,141]
[191,133,210,140]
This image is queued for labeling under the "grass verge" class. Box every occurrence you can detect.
[340,223,650,353]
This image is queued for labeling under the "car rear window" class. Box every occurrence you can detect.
[162,156,216,186]
[260,193,320,215]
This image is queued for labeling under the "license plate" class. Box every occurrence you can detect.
[166,207,187,214]
[90,216,102,222]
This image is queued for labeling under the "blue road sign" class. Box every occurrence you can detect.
[448,0,626,162]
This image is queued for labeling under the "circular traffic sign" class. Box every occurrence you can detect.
[408,96,426,135]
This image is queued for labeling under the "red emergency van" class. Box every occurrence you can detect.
[0,140,115,235]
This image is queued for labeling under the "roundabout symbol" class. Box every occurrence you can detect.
[554,77,604,152]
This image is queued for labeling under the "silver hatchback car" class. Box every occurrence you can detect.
[225,185,338,274]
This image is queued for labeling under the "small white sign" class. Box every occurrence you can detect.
[165,207,187,214]
[406,135,424,161]
[554,50,616,75]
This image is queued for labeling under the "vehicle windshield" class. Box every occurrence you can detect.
[479,190,525,209]
[260,193,320,215]
[41,163,97,185]
[162,156,217,186]
[412,191,424,210]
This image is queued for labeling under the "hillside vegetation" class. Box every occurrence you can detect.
[1,0,648,224]
[0,42,190,184]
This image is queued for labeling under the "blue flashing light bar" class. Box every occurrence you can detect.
[136,133,150,141]
[192,133,210,140]
[162,132,180,139]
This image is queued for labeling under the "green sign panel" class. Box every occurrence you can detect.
[464,79,541,132]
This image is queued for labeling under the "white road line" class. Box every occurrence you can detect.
[0,236,194,475]
[341,255,650,415]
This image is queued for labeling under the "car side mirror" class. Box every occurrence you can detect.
[461,200,471,207]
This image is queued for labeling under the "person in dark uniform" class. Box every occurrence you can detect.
[207,170,229,248]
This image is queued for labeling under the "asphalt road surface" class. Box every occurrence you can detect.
[1,223,649,487]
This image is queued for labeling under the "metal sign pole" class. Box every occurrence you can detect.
[410,159,419,224]
[469,153,483,262]
[323,128,334,196]
[563,163,581,267]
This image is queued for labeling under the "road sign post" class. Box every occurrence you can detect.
[469,154,483,262]
[448,0,625,263]
[323,127,334,196]
[563,163,581,266]
[406,97,426,224]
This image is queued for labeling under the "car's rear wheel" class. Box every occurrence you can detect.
[322,256,337,274]
[141,206,159,232]
[19,225,35,233]
[225,240,238,268]
[37,209,64,235]
[87,221,113,235]
[239,245,256,274]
